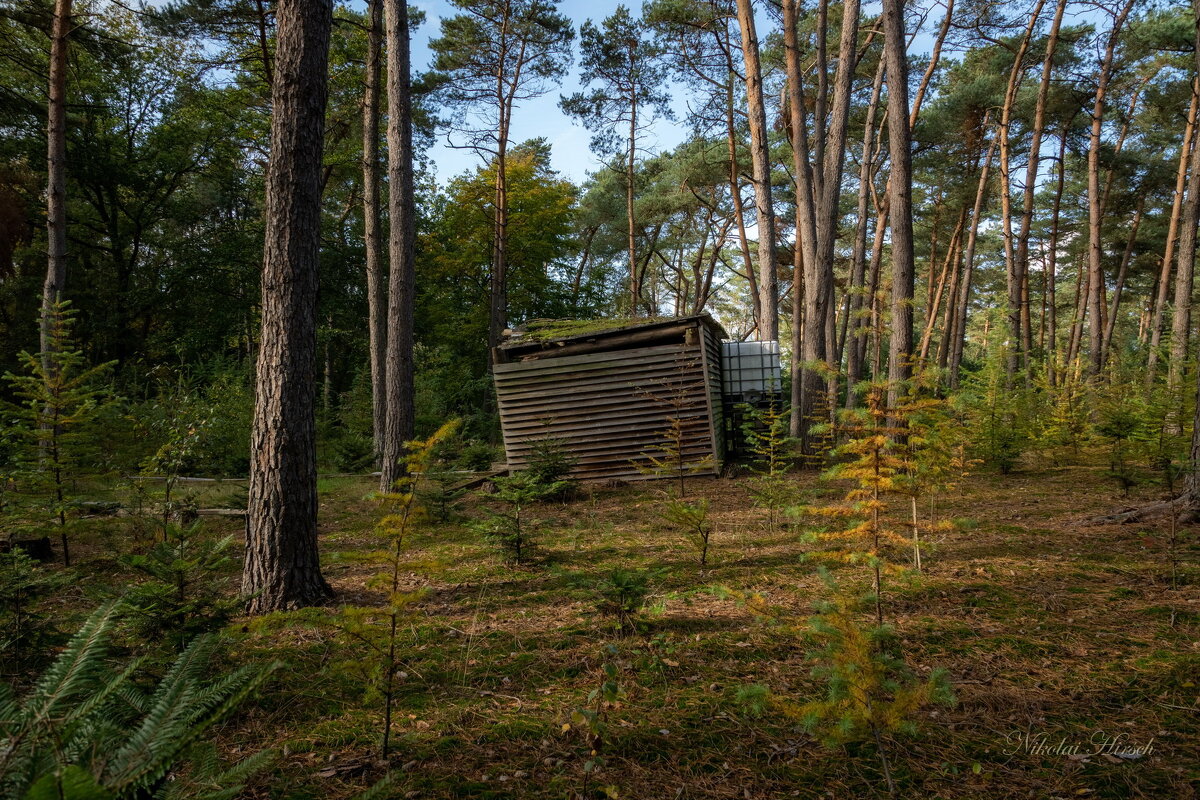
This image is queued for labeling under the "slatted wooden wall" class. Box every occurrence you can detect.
[493,322,723,482]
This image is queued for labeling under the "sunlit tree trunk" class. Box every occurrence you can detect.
[362,0,386,461]
[734,0,778,341]
[883,0,914,407]
[379,0,417,492]
[1085,0,1136,379]
[1146,83,1198,391]
[245,0,334,613]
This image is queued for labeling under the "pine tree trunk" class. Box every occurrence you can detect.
[1045,129,1068,387]
[379,0,417,492]
[1086,0,1136,379]
[1100,194,1144,365]
[726,61,760,326]
[1146,84,1197,390]
[362,0,386,461]
[781,0,820,441]
[1169,75,1200,402]
[844,57,885,405]
[627,94,640,315]
[998,0,1046,384]
[949,115,996,389]
[41,0,71,364]
[883,0,914,406]
[735,0,779,342]
[244,0,334,613]
[1014,0,1065,382]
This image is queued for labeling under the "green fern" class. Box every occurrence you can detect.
[0,603,275,800]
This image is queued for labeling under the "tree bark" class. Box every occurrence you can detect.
[379,0,417,492]
[1014,0,1066,382]
[627,92,641,314]
[1045,128,1068,387]
[844,55,885,405]
[735,0,779,342]
[949,114,996,389]
[245,0,334,613]
[1146,82,1198,390]
[1100,193,1143,366]
[41,0,71,365]
[1085,0,1136,379]
[883,0,914,407]
[998,0,1046,384]
[362,0,386,461]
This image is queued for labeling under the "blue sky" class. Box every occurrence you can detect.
[407,0,692,185]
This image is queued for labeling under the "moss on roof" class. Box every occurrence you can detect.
[513,316,679,343]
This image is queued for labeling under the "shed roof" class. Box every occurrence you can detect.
[494,314,728,364]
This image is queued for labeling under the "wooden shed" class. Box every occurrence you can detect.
[492,315,728,482]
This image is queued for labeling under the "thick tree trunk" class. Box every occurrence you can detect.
[781,0,820,440]
[362,0,386,461]
[244,0,334,613]
[1169,78,1200,401]
[883,0,914,407]
[1146,83,1198,390]
[41,0,71,364]
[735,0,779,342]
[379,0,417,492]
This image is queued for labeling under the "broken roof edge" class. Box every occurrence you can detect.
[498,314,728,350]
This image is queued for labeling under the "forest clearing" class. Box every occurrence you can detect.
[5,453,1196,799]
[6,0,1200,794]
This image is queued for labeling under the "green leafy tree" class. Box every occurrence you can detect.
[3,302,113,565]
[429,0,574,347]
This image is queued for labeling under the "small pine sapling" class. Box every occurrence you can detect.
[0,549,68,670]
[805,384,911,625]
[1097,400,1147,497]
[366,419,460,759]
[638,360,714,497]
[740,400,795,529]
[135,390,214,538]
[418,467,468,523]
[661,497,714,566]
[476,470,569,563]
[593,568,655,635]
[788,578,954,797]
[526,429,577,492]
[893,383,961,570]
[119,521,240,649]
[2,302,113,565]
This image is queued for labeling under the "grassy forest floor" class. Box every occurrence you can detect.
[24,459,1200,799]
